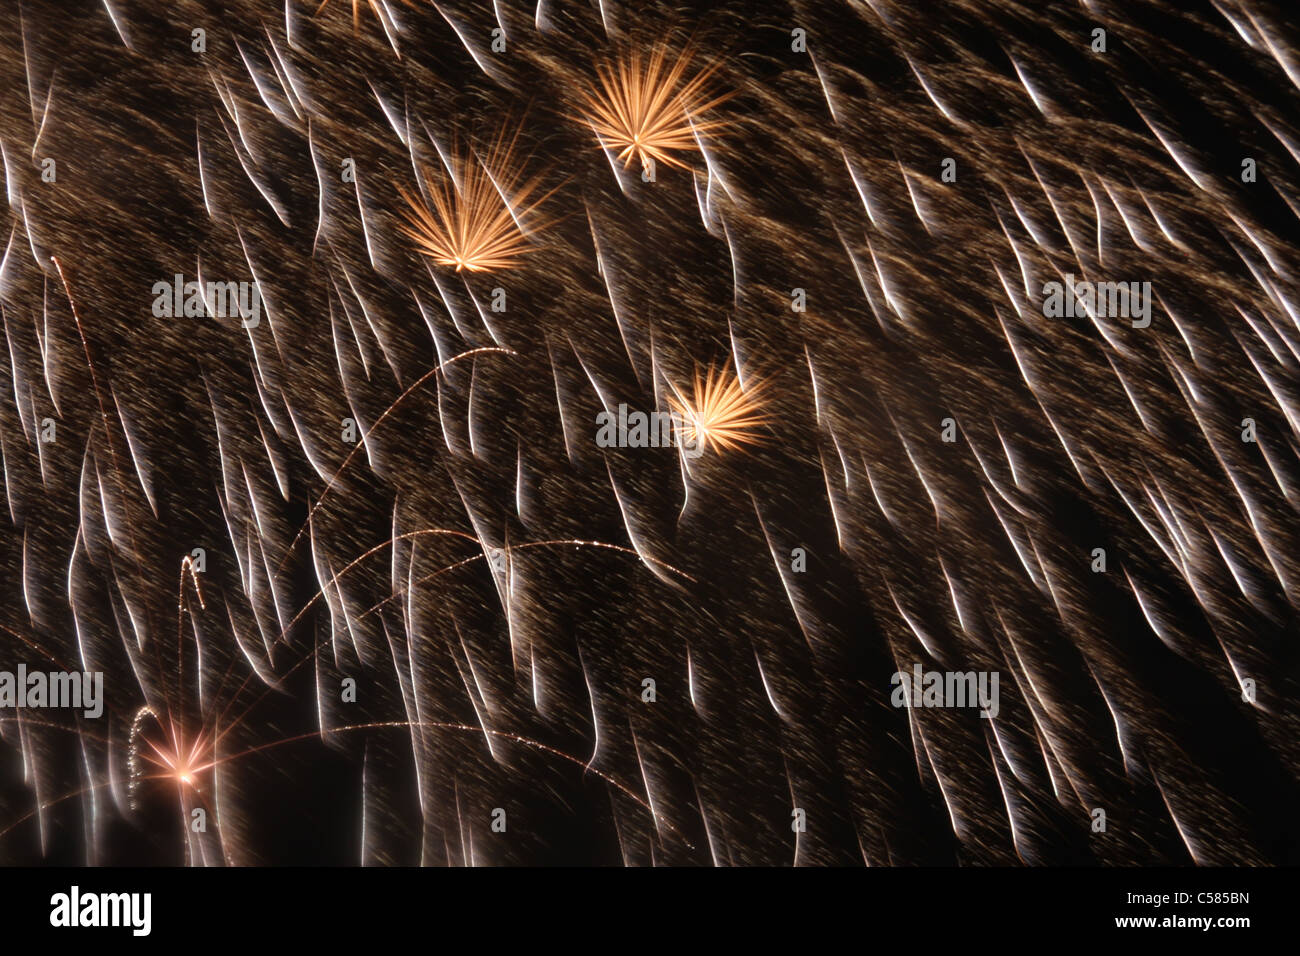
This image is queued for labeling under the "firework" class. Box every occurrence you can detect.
[666,361,770,455]
[129,707,212,795]
[576,43,732,172]
[399,126,554,272]
[0,0,1297,872]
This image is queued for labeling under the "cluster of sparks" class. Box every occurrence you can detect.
[130,707,212,795]
[0,0,1297,868]
[576,46,732,173]
[667,363,770,455]
[399,131,555,273]
[397,46,729,273]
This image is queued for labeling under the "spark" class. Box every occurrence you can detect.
[101,0,132,49]
[752,493,816,650]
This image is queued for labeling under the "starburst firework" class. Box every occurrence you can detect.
[577,44,732,172]
[399,127,553,272]
[3,0,1300,873]
[129,707,213,798]
[667,362,770,455]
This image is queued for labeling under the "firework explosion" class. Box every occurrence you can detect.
[576,44,732,172]
[0,0,1297,870]
[666,361,769,455]
[399,124,554,272]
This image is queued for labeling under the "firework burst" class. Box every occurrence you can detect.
[399,126,555,273]
[2,0,1299,872]
[129,707,213,799]
[576,44,732,172]
[667,362,770,455]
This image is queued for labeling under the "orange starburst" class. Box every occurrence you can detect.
[130,707,213,794]
[667,362,771,455]
[399,127,554,273]
[576,45,733,172]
